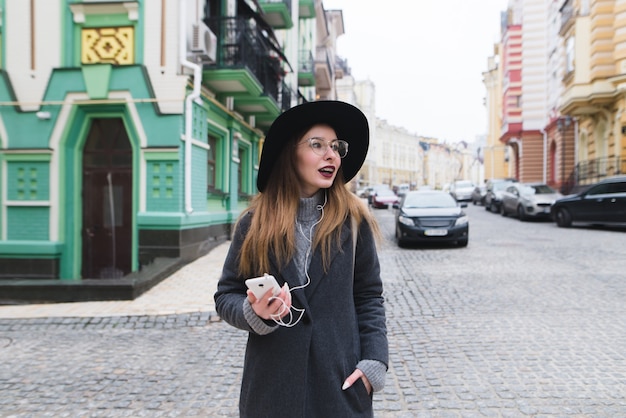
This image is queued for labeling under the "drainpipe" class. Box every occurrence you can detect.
[179,0,202,215]
[541,129,547,184]
[574,118,579,178]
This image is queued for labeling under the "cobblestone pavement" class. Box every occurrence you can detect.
[1,204,626,417]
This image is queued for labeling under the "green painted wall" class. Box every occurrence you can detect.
[6,161,50,201]
[146,159,181,212]
[7,207,49,241]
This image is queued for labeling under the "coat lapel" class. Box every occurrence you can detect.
[301,220,352,299]
[268,219,353,318]
[273,258,311,315]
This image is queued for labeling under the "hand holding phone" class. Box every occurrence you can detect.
[245,274,281,300]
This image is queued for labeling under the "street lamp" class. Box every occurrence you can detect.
[557,116,572,193]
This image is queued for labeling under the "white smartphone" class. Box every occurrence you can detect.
[245,274,281,299]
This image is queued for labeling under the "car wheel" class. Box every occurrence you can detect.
[395,225,406,247]
[555,207,572,228]
[517,205,527,221]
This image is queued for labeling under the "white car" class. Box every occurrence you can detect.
[449,180,475,202]
[500,183,562,221]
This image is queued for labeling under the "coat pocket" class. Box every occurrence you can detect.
[343,378,373,415]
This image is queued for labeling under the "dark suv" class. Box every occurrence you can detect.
[551,175,626,227]
[484,178,517,213]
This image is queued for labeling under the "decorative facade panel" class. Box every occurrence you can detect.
[7,162,49,201]
[81,27,134,65]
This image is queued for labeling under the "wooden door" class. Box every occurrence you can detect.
[81,118,133,279]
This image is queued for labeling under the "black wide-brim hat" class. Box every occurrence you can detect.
[257,100,369,192]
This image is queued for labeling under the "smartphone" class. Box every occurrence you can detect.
[245,274,281,299]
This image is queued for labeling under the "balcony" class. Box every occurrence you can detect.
[560,80,616,114]
[576,157,625,183]
[315,46,333,90]
[559,0,576,36]
[298,50,315,86]
[299,0,315,19]
[335,55,350,79]
[564,156,626,193]
[203,16,284,126]
[258,0,293,30]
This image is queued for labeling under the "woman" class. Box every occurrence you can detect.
[214,100,388,417]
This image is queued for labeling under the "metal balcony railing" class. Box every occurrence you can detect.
[205,16,283,102]
[315,46,333,88]
[260,0,292,8]
[298,50,314,74]
[278,80,292,111]
[563,156,625,194]
[335,55,350,76]
[559,0,576,35]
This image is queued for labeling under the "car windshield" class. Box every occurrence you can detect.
[403,193,456,208]
[526,184,556,194]
[455,181,473,188]
[493,182,511,191]
[376,189,395,197]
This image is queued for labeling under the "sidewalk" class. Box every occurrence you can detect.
[0,241,231,319]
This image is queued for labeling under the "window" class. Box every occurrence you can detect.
[208,136,219,191]
[588,184,611,196]
[565,36,575,73]
[580,0,590,15]
[238,146,249,195]
[610,182,626,193]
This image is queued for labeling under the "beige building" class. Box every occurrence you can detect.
[484,0,626,192]
[483,45,513,180]
[375,119,424,189]
[559,0,626,190]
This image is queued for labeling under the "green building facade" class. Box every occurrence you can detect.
[0,0,320,299]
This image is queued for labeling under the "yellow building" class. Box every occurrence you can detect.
[482,44,512,181]
[559,0,626,190]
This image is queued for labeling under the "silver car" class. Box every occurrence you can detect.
[500,183,562,221]
[449,180,475,202]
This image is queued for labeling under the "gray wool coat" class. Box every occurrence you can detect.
[214,212,389,418]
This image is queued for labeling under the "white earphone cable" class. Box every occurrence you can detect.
[270,192,327,327]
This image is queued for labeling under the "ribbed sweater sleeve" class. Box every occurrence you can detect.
[243,298,278,335]
[356,359,387,392]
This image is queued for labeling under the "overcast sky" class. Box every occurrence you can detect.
[322,0,509,144]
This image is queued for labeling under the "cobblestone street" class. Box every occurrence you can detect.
[2,205,626,417]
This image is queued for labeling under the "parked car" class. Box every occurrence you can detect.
[471,184,487,205]
[484,178,517,213]
[355,187,368,198]
[371,188,400,209]
[364,184,391,204]
[551,175,626,228]
[500,183,562,221]
[449,180,475,202]
[395,183,411,197]
[395,190,469,247]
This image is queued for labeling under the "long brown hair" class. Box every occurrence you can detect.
[236,125,380,278]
